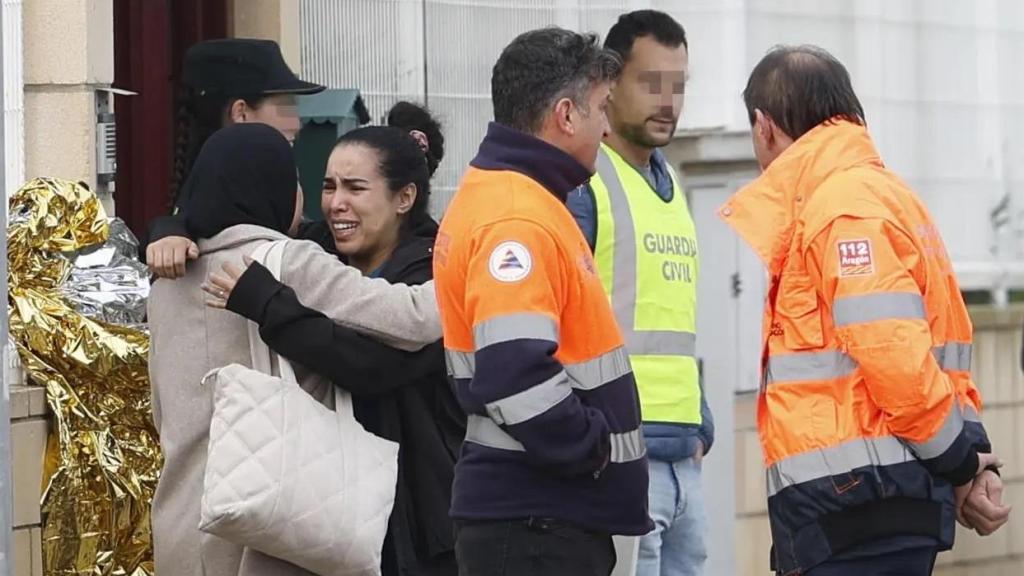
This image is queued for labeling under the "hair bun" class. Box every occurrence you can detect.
[386,101,444,176]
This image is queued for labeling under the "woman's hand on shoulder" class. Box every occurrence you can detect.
[202,257,252,309]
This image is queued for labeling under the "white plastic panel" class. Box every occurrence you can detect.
[301,0,727,213]
[301,0,426,124]
[423,0,562,212]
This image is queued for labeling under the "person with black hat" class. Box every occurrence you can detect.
[172,38,324,207]
[145,38,324,272]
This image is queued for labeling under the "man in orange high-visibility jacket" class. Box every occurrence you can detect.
[434,28,652,576]
[720,45,1011,575]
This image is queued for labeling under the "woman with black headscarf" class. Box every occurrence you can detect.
[202,106,462,576]
[147,123,440,576]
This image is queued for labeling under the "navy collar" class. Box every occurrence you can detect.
[470,122,593,202]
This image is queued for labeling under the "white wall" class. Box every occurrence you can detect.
[301,0,1024,279]
[2,0,23,198]
[680,0,1024,287]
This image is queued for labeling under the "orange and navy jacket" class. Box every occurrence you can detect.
[434,122,652,536]
[721,120,991,574]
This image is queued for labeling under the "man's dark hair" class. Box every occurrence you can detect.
[743,45,865,140]
[604,10,687,62]
[492,27,621,134]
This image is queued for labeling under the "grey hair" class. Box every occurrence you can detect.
[491,27,622,134]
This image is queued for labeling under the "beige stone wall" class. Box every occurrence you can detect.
[232,0,301,73]
[22,0,113,193]
[734,305,1024,575]
[8,370,48,576]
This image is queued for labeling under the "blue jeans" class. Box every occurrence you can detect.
[636,458,707,576]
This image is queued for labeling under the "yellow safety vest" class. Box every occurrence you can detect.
[590,143,702,425]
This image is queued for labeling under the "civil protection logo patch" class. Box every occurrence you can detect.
[488,241,532,282]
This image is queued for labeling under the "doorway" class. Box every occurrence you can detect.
[112,0,229,238]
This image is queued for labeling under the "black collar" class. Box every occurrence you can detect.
[470,122,592,202]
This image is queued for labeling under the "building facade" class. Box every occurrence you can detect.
[5,1,1024,575]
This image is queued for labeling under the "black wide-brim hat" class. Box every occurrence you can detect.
[183,38,325,96]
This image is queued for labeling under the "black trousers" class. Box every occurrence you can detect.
[805,546,939,576]
[454,518,616,576]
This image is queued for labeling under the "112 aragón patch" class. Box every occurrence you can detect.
[837,239,874,277]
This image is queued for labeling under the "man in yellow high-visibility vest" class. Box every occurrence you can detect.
[567,10,711,576]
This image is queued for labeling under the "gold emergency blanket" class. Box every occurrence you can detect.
[7,178,159,576]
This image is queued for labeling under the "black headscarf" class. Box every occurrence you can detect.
[183,122,297,239]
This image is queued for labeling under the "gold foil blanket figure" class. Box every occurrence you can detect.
[7,178,160,576]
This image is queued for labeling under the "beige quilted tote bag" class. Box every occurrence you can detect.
[200,240,400,576]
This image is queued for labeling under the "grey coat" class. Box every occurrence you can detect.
[148,224,440,576]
